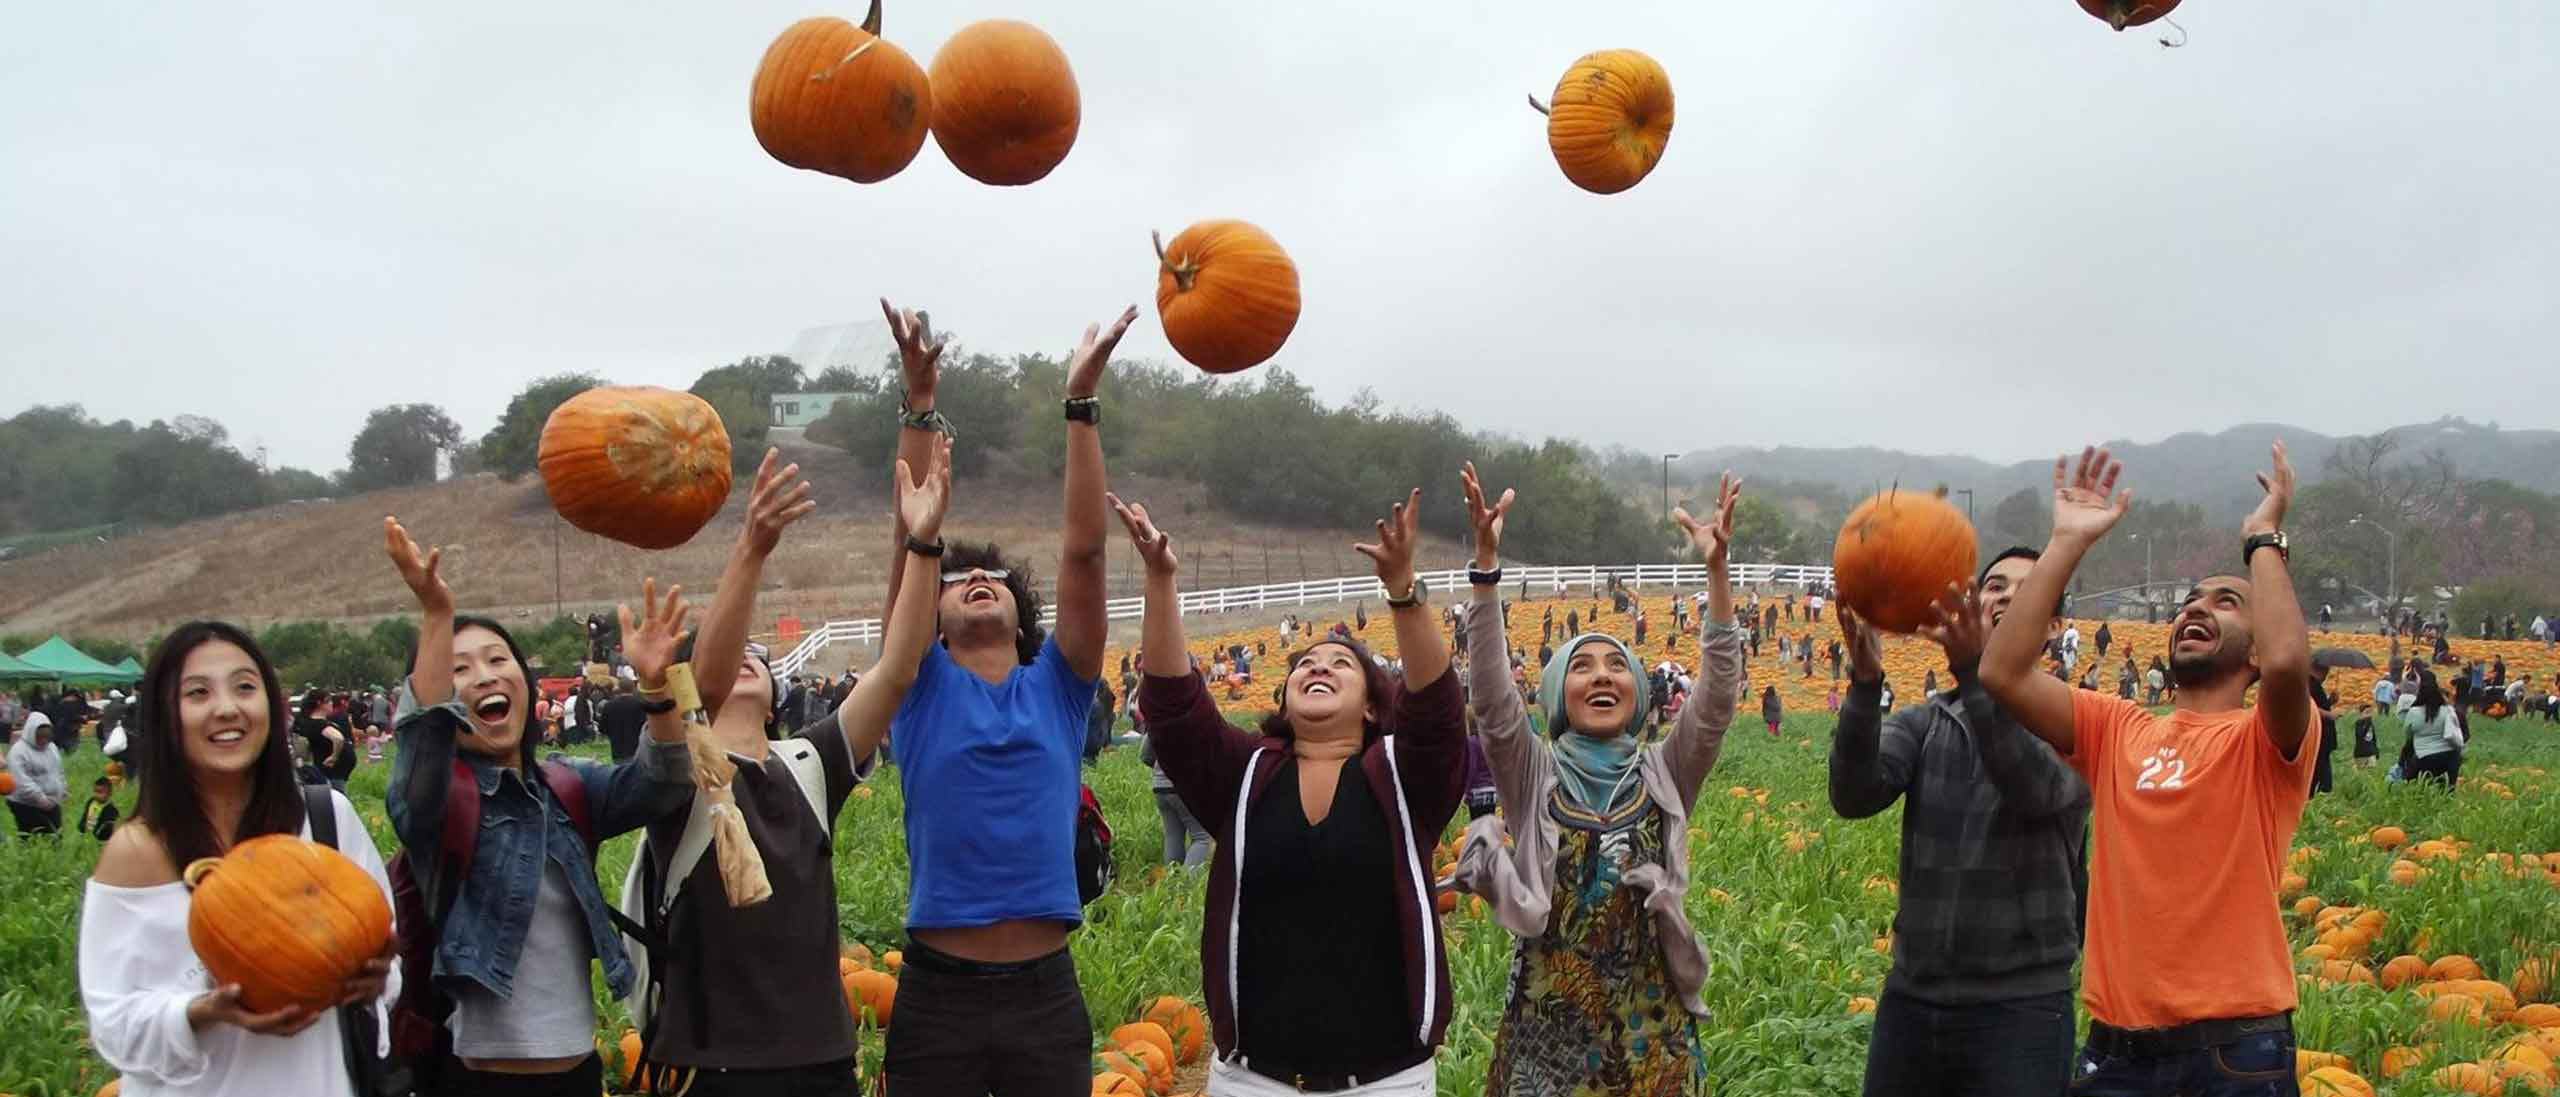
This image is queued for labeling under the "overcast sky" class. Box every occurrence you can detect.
[5,2,2555,475]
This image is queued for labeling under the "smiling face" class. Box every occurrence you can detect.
[175,639,271,779]
[2170,576,2259,684]
[1283,642,1374,729]
[937,566,1019,641]
[450,624,530,761]
[1563,639,1637,737]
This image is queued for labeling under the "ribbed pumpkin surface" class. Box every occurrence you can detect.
[1154,220,1299,374]
[538,385,733,551]
[928,19,1079,185]
[1831,490,1979,634]
[1542,50,1673,195]
[749,4,931,184]
[184,834,392,1013]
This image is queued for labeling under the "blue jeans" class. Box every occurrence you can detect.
[2070,1028,2298,1096]
[1862,989,2075,1097]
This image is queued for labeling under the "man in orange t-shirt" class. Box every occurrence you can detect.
[1978,443,2318,1097]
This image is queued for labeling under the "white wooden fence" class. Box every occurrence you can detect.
[773,561,1835,677]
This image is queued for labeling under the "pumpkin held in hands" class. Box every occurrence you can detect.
[1831,488,1980,634]
[1530,50,1673,194]
[929,19,1080,185]
[538,386,733,550]
[183,835,393,1012]
[2078,0,2182,31]
[749,0,933,184]
[1153,221,1300,374]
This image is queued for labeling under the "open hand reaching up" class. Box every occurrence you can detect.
[1107,493,1179,577]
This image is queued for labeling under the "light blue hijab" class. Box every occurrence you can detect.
[1540,633,1649,815]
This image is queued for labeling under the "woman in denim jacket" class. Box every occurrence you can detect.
[381,518,696,1097]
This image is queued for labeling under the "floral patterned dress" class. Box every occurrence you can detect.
[1486,790,1707,1096]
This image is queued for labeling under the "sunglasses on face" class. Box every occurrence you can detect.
[941,569,1010,586]
[744,642,769,661]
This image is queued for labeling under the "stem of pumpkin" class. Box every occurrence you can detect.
[1152,230,1198,292]
[861,0,883,36]
[1525,93,1551,116]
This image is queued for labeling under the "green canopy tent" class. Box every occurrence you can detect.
[13,635,139,687]
[112,656,142,677]
[0,649,55,684]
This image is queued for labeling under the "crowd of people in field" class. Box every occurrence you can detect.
[2,301,2548,1097]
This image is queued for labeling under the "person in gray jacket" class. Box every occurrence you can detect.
[1828,546,2091,1097]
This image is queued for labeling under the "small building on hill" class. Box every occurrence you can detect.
[770,392,863,429]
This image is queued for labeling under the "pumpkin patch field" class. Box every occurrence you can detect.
[3,614,2556,1095]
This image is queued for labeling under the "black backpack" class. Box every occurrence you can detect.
[1075,783,1113,906]
[300,786,415,1097]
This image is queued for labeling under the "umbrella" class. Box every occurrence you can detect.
[2312,648,2376,670]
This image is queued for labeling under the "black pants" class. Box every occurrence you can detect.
[884,941,1090,1097]
[8,800,62,838]
[434,1053,604,1097]
[1861,988,2075,1097]
[650,1057,861,1097]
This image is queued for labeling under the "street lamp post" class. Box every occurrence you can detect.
[1661,453,1683,523]
[1956,488,1975,525]
[2348,515,2397,622]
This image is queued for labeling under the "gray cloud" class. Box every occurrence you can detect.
[4,1,2554,474]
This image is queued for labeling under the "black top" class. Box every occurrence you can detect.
[1236,757,1413,1072]
[644,715,872,1068]
[2311,678,2338,753]
[295,716,356,781]
[599,694,648,761]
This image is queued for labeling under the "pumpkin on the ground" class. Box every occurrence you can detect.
[618,1029,644,1087]
[842,968,897,1028]
[1092,1072,1146,1097]
[1141,996,1206,1065]
[2299,1065,2374,1097]
[1153,222,1299,375]
[2370,825,2408,849]
[0,772,14,795]
[2379,954,2428,989]
[183,835,394,1012]
[749,0,933,184]
[537,385,733,550]
[2430,1062,2499,1095]
[2517,1003,2560,1029]
[928,19,1079,185]
[1529,49,1672,194]
[1109,1023,1172,1071]
[1097,1047,1164,1095]
[2077,0,2182,31]
[2429,955,2486,982]
[1830,489,1979,634]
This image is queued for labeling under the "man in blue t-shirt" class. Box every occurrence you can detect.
[874,298,1132,1096]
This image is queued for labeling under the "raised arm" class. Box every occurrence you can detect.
[384,517,453,708]
[617,577,694,748]
[1109,492,1192,680]
[1460,463,1526,733]
[879,299,946,627]
[1114,494,1264,825]
[1359,487,1449,689]
[1053,306,1139,681]
[1921,584,2088,819]
[693,449,815,717]
[1662,473,1745,798]
[1827,610,1912,818]
[838,434,955,763]
[1978,448,2128,756]
[2241,441,2313,756]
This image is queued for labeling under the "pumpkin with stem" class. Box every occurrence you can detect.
[749,0,933,184]
[1140,995,1207,1065]
[842,967,897,1028]
[1830,487,1980,634]
[1528,50,1673,195]
[929,20,1079,185]
[1153,222,1300,374]
[183,835,394,1012]
[537,386,733,550]
[2078,0,2182,31]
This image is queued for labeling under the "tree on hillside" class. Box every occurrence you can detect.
[690,355,805,472]
[814,349,1024,480]
[1727,495,1809,565]
[1988,486,2045,549]
[808,365,879,393]
[264,465,334,501]
[0,405,131,535]
[341,403,462,494]
[109,420,268,525]
[478,373,602,481]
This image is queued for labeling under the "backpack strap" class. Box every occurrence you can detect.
[536,759,598,850]
[303,786,339,850]
[770,739,831,838]
[654,793,718,925]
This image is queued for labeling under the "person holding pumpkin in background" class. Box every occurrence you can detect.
[870,299,1133,1096]
[1115,477,1465,1097]
[1453,465,1745,1097]
[1827,548,2090,1097]
[627,441,952,1097]
[1975,444,2316,1097]
[381,520,697,1097]
[80,620,399,1097]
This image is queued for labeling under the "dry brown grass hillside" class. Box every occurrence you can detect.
[0,437,1468,644]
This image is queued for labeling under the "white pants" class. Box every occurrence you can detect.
[1209,1056,1435,1096]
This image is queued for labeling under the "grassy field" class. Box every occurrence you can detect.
[5,687,2557,1096]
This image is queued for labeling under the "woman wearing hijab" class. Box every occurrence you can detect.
[8,710,68,837]
[1116,484,1463,1097]
[1454,465,1745,1097]
[2403,669,2464,787]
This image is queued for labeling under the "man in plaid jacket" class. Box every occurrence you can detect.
[1828,546,2092,1097]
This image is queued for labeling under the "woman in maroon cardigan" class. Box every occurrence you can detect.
[1110,487,1464,1097]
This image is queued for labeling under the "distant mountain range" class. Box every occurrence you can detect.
[1672,417,2560,518]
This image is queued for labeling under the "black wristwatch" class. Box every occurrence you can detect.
[906,534,946,558]
[1467,565,1504,587]
[1063,396,1100,424]
[2242,530,2290,566]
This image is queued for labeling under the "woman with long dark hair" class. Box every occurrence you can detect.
[380,517,696,1097]
[1457,466,1745,1097]
[79,621,398,1096]
[2403,668,2464,787]
[1117,485,1465,1096]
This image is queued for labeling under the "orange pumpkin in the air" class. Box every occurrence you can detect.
[749,0,933,184]
[1530,50,1673,194]
[2078,0,2182,31]
[928,20,1079,185]
[537,386,733,550]
[1153,221,1300,374]
[1831,488,1980,634]
[183,835,394,1012]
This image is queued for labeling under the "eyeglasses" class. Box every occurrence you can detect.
[941,568,1010,585]
[744,642,770,661]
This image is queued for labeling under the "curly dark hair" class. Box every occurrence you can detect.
[942,541,1046,666]
[1257,636,1400,747]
